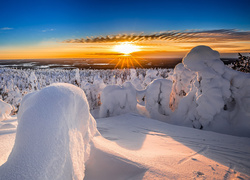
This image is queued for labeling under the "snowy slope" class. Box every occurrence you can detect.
[85,113,250,180]
[1,113,250,179]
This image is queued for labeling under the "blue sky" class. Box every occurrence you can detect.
[1,0,250,45]
[0,0,249,59]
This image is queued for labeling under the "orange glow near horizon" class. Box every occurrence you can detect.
[0,40,249,60]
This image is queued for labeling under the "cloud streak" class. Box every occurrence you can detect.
[63,29,250,44]
[42,29,55,33]
[0,27,13,30]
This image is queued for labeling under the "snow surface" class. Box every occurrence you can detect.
[1,113,249,179]
[0,83,97,180]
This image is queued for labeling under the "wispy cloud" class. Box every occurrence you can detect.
[63,29,250,44]
[42,28,55,33]
[0,27,13,30]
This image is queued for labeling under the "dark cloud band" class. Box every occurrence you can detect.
[63,29,250,44]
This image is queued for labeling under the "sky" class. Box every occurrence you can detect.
[0,0,250,59]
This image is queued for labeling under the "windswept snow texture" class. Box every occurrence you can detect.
[170,45,250,137]
[0,83,97,180]
[0,100,13,121]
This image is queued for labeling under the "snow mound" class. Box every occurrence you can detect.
[0,99,13,121]
[99,82,137,117]
[0,83,97,180]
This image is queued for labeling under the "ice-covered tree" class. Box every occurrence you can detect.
[144,79,172,121]
[99,82,137,117]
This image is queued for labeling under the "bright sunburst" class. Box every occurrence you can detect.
[113,42,140,55]
[109,42,145,69]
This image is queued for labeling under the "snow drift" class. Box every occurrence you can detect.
[0,83,97,180]
[0,99,13,121]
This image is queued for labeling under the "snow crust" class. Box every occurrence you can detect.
[0,99,13,121]
[0,83,97,180]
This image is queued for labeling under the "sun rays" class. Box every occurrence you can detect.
[108,54,145,69]
[109,42,145,69]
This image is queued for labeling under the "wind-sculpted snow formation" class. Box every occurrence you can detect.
[0,83,97,180]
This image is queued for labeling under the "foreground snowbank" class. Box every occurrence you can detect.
[0,83,97,180]
[0,112,249,179]
[0,100,13,121]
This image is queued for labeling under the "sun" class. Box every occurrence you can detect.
[109,42,144,68]
[113,42,140,55]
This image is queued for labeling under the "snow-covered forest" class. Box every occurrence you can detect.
[0,67,172,111]
[1,46,250,137]
[0,46,250,179]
